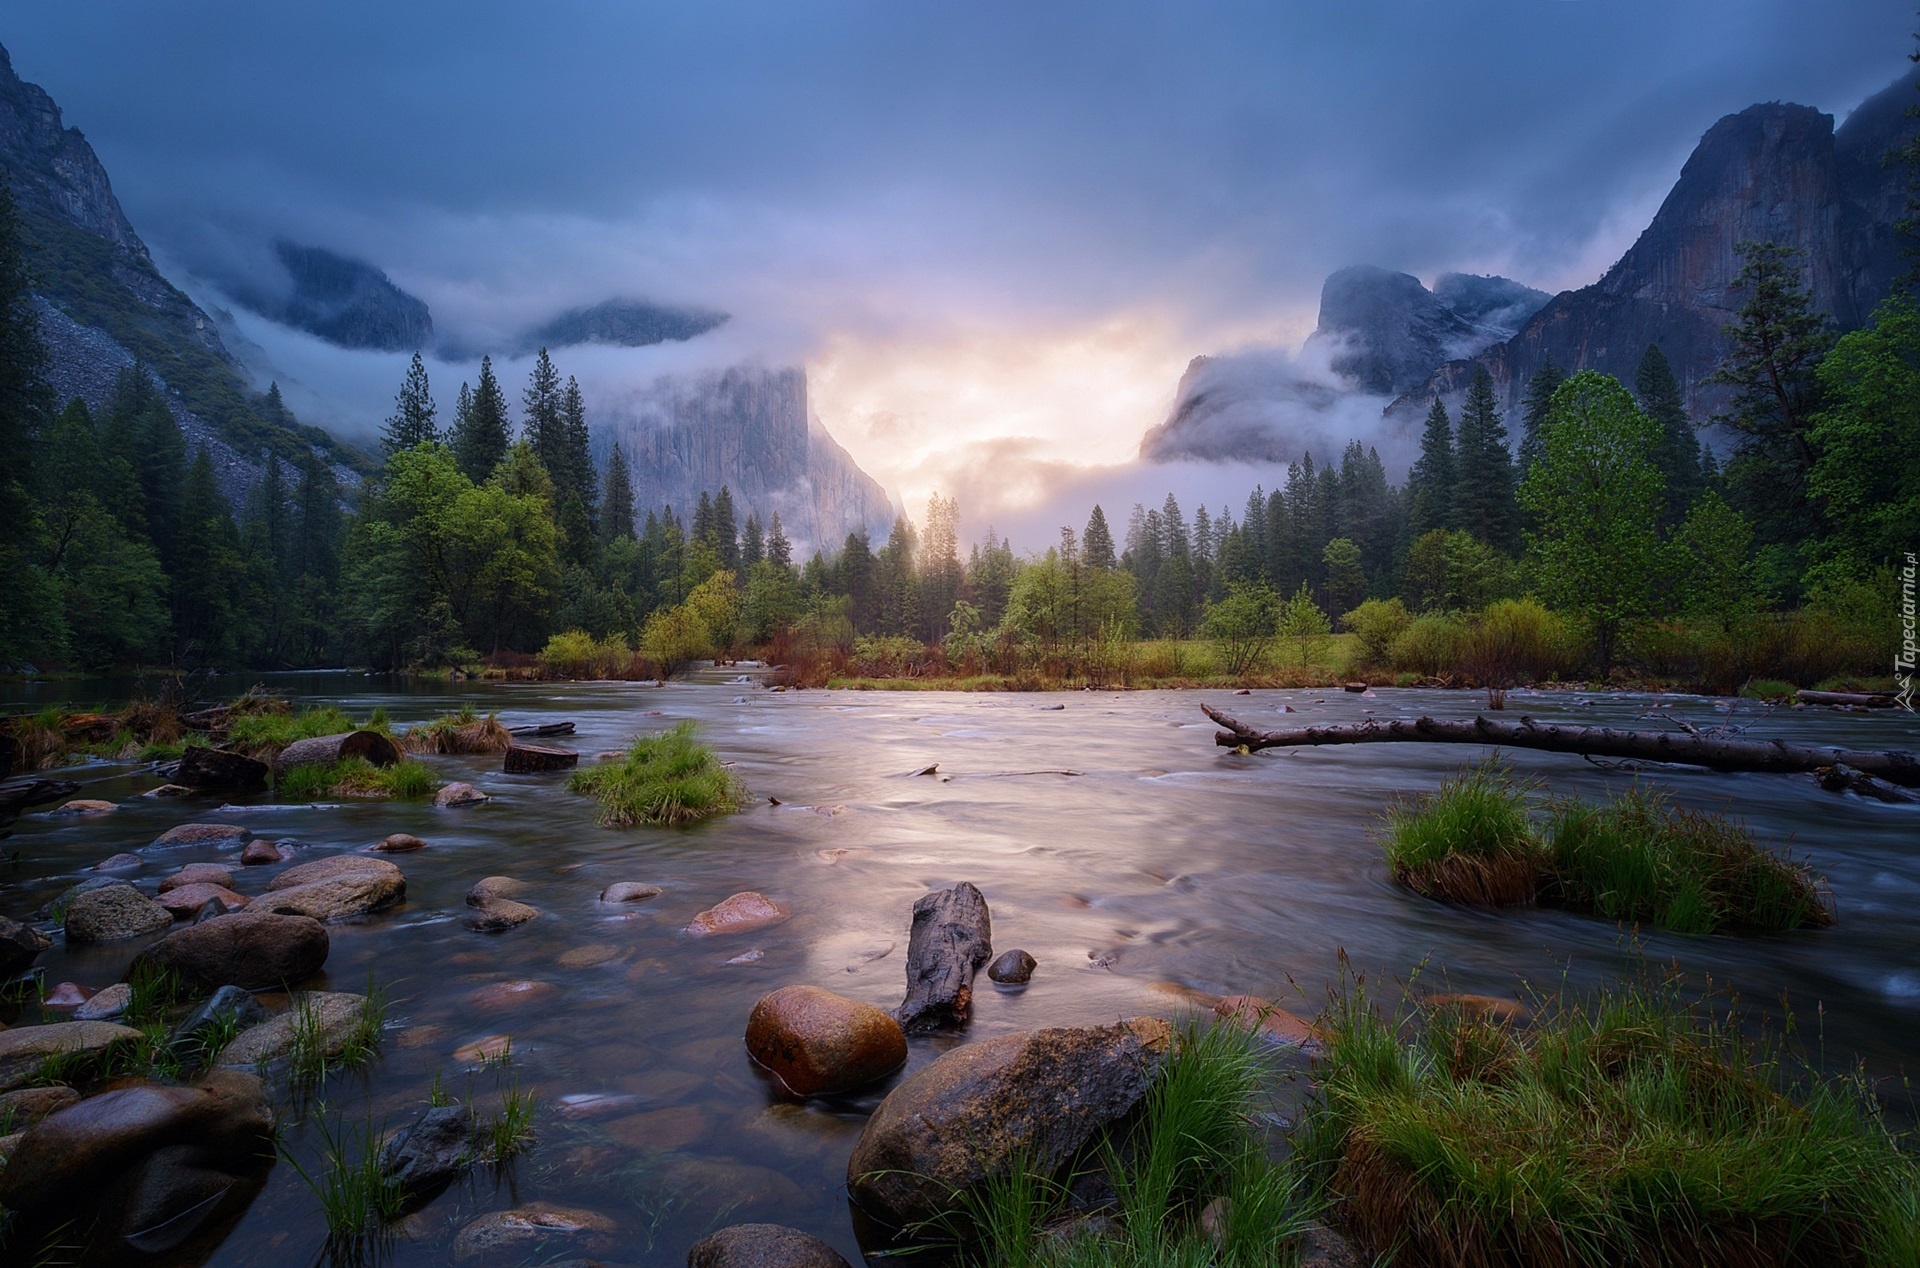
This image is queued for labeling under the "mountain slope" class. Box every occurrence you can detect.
[519,299,726,355]
[217,241,433,352]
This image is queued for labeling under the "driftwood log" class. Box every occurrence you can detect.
[0,779,80,838]
[175,745,269,790]
[504,743,579,773]
[508,722,577,737]
[273,730,403,774]
[896,881,993,1034]
[1797,689,1897,708]
[1201,704,1920,788]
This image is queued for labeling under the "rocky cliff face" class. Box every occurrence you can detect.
[218,241,433,352]
[518,298,727,356]
[1394,69,1920,423]
[1305,266,1546,397]
[0,42,365,499]
[594,366,896,554]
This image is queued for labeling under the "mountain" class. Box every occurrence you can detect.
[519,298,726,355]
[593,366,895,554]
[1392,67,1920,423]
[1304,266,1549,397]
[0,43,366,501]
[221,240,432,352]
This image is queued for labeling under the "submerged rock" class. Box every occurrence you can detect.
[157,883,249,918]
[373,832,427,853]
[466,898,539,931]
[689,1224,852,1267]
[434,782,489,807]
[600,882,663,904]
[1212,995,1323,1051]
[129,911,329,993]
[380,1104,473,1202]
[150,823,249,851]
[240,839,284,865]
[846,1017,1172,1228]
[687,892,788,937]
[467,876,527,903]
[170,986,270,1064]
[91,852,144,871]
[451,1202,616,1262]
[219,992,368,1066]
[745,985,907,1097]
[53,799,115,815]
[65,882,174,942]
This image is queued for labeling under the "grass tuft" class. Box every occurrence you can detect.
[566,721,747,827]
[1295,971,1920,1267]
[1380,762,1542,906]
[278,756,437,800]
[281,1108,404,1246]
[403,706,511,755]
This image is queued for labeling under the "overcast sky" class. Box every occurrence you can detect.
[3,1,1909,542]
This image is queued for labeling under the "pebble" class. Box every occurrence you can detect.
[987,949,1038,984]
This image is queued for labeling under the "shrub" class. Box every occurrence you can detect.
[567,721,746,827]
[1342,597,1411,668]
[1296,974,1920,1267]
[1541,786,1831,933]
[1277,583,1333,671]
[639,606,711,679]
[1462,598,1580,686]
[1388,612,1471,678]
[1379,763,1542,906]
[849,635,936,678]
[537,630,632,679]
[1204,582,1281,677]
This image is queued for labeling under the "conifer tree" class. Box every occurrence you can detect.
[561,375,596,521]
[453,356,511,482]
[523,348,566,480]
[1082,504,1117,569]
[711,486,740,572]
[1517,354,1565,477]
[1453,364,1520,552]
[1407,397,1456,539]
[741,513,765,568]
[599,440,635,543]
[381,351,437,453]
[766,513,793,571]
[1634,343,1704,527]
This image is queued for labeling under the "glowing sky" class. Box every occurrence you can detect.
[2,1,1907,544]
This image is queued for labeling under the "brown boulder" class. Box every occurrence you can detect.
[434,781,489,807]
[240,839,285,865]
[467,876,527,903]
[259,870,404,922]
[466,898,539,931]
[373,832,427,853]
[0,1021,143,1092]
[52,799,115,815]
[219,992,368,1065]
[157,884,249,918]
[1212,995,1323,1051]
[269,854,401,889]
[151,823,249,850]
[64,882,174,942]
[0,1085,81,1128]
[745,985,906,1097]
[128,911,329,993]
[689,1224,852,1267]
[451,1202,615,1262]
[159,864,239,892]
[687,892,788,937]
[846,1017,1172,1228]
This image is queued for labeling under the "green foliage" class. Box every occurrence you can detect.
[1276,582,1332,670]
[1201,580,1280,676]
[567,721,746,827]
[1460,598,1581,687]
[1341,596,1410,667]
[1408,396,1456,539]
[1636,343,1704,526]
[1668,490,1764,634]
[537,629,632,679]
[1401,529,1516,613]
[1379,762,1542,905]
[1518,371,1665,675]
[278,757,437,800]
[476,1073,539,1164]
[1809,296,1920,577]
[1388,611,1470,677]
[1452,364,1520,552]
[226,704,359,754]
[1298,974,1919,1266]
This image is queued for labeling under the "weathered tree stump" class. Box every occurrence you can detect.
[896,882,992,1034]
[274,731,403,774]
[504,743,579,774]
[176,745,269,790]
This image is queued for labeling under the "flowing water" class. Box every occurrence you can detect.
[3,675,1917,1265]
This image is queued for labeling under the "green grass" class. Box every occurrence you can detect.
[1380,762,1542,906]
[281,1108,404,1246]
[1741,678,1798,701]
[402,706,510,755]
[1542,787,1833,934]
[567,721,747,827]
[476,1074,538,1164]
[288,986,391,1091]
[931,1020,1312,1267]
[226,704,362,754]
[277,756,437,800]
[1294,973,1920,1267]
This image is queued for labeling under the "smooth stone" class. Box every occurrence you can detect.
[744,985,907,1097]
[0,1085,81,1128]
[467,876,527,903]
[466,898,539,931]
[157,884,250,918]
[661,1159,805,1210]
[92,853,144,871]
[0,1071,272,1213]
[606,1105,708,1151]
[258,869,405,922]
[0,916,51,976]
[74,983,132,1020]
[159,864,239,893]
[987,949,1037,984]
[53,799,116,815]
[240,839,284,865]
[558,944,621,968]
[41,981,90,1009]
[688,1224,852,1268]
[65,883,174,942]
[170,986,270,1063]
[144,784,198,797]
[0,1021,144,1092]
[129,912,329,993]
[268,854,401,889]
[451,1203,617,1263]
[466,980,559,1010]
[219,992,367,1065]
[373,832,427,853]
[434,782,489,807]
[1212,995,1324,1051]
[846,1018,1172,1228]
[453,1034,515,1065]
[601,882,664,904]
[380,1104,474,1200]
[686,892,788,937]
[150,823,249,850]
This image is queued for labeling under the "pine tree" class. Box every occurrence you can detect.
[599,440,635,544]
[1453,364,1519,552]
[523,348,566,481]
[1152,493,1195,635]
[741,513,765,568]
[382,351,437,453]
[1517,354,1565,477]
[1634,343,1703,527]
[766,512,793,570]
[453,356,511,482]
[1082,504,1116,569]
[711,486,740,573]
[561,375,596,522]
[1408,397,1456,539]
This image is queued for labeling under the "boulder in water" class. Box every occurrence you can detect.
[744,985,907,1097]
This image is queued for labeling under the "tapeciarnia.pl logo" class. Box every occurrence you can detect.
[1899,551,1916,712]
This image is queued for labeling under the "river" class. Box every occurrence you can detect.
[4,674,1917,1264]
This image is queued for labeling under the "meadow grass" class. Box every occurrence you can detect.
[277,756,437,800]
[950,1020,1314,1267]
[1379,762,1543,906]
[567,721,746,827]
[1294,974,1920,1267]
[401,704,510,755]
[1541,786,1833,933]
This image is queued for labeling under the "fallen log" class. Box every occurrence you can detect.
[175,745,269,790]
[503,743,579,773]
[1201,704,1920,788]
[896,881,993,1034]
[1796,689,1896,708]
[508,722,576,737]
[0,779,80,838]
[273,730,403,774]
